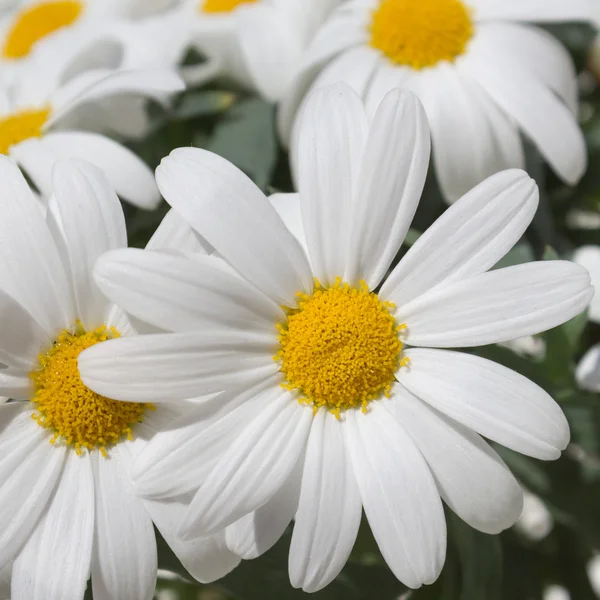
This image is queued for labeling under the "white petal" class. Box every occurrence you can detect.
[0,404,66,568]
[15,132,160,209]
[226,450,303,560]
[12,453,94,600]
[91,448,157,600]
[381,170,538,306]
[573,245,600,323]
[132,377,282,499]
[0,156,73,334]
[389,386,523,535]
[268,193,308,255]
[0,369,32,400]
[472,0,596,23]
[576,343,600,392]
[397,261,592,347]
[290,410,361,593]
[79,331,279,403]
[344,402,446,589]
[146,209,211,254]
[48,68,184,127]
[346,89,430,287]
[156,147,313,306]
[50,160,126,331]
[94,249,282,333]
[417,63,525,203]
[144,498,240,583]
[400,349,570,460]
[296,83,368,285]
[462,30,586,185]
[180,395,312,538]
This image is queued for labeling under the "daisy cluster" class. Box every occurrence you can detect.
[0,1,598,599]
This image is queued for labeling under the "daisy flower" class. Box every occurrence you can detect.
[279,0,596,203]
[152,0,342,101]
[0,56,184,208]
[0,157,239,599]
[80,84,592,591]
[573,246,600,391]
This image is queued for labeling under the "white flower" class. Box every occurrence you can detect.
[0,157,239,600]
[513,490,553,542]
[279,0,596,203]
[80,84,592,592]
[0,57,184,208]
[152,0,342,100]
[573,246,600,392]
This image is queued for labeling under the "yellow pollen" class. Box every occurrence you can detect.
[201,0,258,13]
[369,0,473,69]
[30,322,154,457]
[0,107,50,155]
[3,1,83,59]
[275,278,403,416]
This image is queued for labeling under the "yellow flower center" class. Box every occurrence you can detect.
[201,0,258,13]
[369,0,473,69]
[3,1,83,59]
[275,279,406,417]
[0,107,50,155]
[30,323,154,457]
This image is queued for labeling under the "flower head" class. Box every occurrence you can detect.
[80,84,592,592]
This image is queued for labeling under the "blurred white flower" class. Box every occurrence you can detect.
[587,554,600,598]
[514,490,553,541]
[280,0,595,203]
[0,54,184,208]
[80,85,591,592]
[544,585,571,600]
[500,335,546,360]
[0,158,239,600]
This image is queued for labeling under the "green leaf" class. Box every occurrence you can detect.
[175,90,237,120]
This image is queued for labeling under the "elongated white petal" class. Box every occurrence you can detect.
[389,387,523,534]
[79,331,279,403]
[156,147,313,305]
[290,410,361,592]
[144,498,240,583]
[0,369,32,400]
[12,452,94,600]
[462,31,586,185]
[397,261,592,347]
[346,89,429,287]
[269,194,308,255]
[226,451,303,560]
[0,157,73,334]
[133,377,282,499]
[0,404,66,568]
[180,396,312,539]
[576,343,600,393]
[15,132,160,209]
[400,349,570,460]
[94,249,282,333]
[345,402,446,589]
[146,209,211,254]
[91,448,157,600]
[50,160,126,331]
[573,245,600,324]
[381,170,538,306]
[296,83,368,285]
[472,0,596,23]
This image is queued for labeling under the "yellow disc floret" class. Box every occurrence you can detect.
[201,0,258,13]
[30,323,153,457]
[0,107,50,155]
[3,1,83,59]
[275,279,404,417]
[370,0,473,69]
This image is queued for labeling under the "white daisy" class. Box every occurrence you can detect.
[573,246,600,392]
[279,0,596,203]
[80,84,592,592]
[0,157,239,599]
[0,57,184,208]
[149,0,342,100]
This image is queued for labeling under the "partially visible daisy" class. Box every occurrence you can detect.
[0,157,239,599]
[80,85,592,592]
[141,0,342,101]
[573,245,600,391]
[280,0,595,202]
[0,58,184,208]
